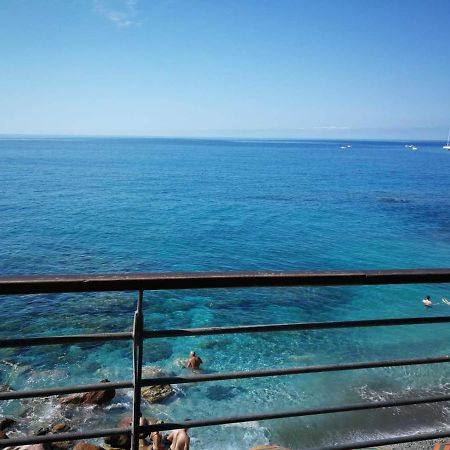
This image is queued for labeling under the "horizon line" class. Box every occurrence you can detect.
[0,133,444,143]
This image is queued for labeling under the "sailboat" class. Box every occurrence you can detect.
[444,129,450,150]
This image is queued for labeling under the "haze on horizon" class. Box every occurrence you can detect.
[1,0,449,141]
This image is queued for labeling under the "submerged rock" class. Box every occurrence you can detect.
[141,384,173,403]
[140,366,173,403]
[59,379,115,406]
[51,423,70,433]
[0,417,16,431]
[143,342,173,362]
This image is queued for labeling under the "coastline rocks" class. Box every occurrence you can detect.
[141,367,173,404]
[0,417,16,430]
[49,423,72,450]
[73,443,105,450]
[60,380,115,406]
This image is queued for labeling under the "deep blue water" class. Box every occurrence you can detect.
[1,137,450,449]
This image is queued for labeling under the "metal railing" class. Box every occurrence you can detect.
[0,268,450,450]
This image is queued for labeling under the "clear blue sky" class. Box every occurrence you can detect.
[1,0,449,139]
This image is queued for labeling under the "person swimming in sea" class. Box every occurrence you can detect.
[186,351,203,370]
[422,295,432,307]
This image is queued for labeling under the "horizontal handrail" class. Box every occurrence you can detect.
[0,331,132,348]
[143,316,450,338]
[2,356,449,401]
[140,355,450,386]
[139,392,450,431]
[1,317,448,350]
[0,427,130,448]
[314,430,450,450]
[0,380,131,401]
[3,393,450,448]
[1,268,450,295]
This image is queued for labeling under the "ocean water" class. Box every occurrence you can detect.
[1,137,450,449]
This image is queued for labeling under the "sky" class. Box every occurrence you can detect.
[0,0,449,140]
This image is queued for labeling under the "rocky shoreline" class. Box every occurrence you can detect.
[0,367,176,450]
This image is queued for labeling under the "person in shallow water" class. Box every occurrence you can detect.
[166,423,190,450]
[423,295,432,307]
[150,420,167,450]
[186,351,203,370]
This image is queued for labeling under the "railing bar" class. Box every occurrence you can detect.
[0,427,130,447]
[143,316,450,338]
[140,355,450,386]
[0,332,133,348]
[1,316,448,349]
[2,356,448,401]
[140,392,450,433]
[3,394,450,448]
[0,381,132,401]
[312,430,450,450]
[4,395,450,448]
[1,268,450,295]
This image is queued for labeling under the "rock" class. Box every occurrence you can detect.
[141,366,167,378]
[0,384,11,392]
[141,384,173,403]
[51,423,70,433]
[143,342,172,362]
[73,443,105,450]
[0,430,8,439]
[36,427,50,436]
[60,379,115,406]
[0,417,16,431]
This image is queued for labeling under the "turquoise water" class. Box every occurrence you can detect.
[1,137,450,449]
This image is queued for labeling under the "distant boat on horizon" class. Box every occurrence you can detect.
[443,129,450,150]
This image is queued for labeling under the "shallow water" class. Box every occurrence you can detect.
[1,138,450,449]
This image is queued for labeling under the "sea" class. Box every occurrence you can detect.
[1,137,450,450]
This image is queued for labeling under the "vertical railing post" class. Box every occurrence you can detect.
[131,290,144,450]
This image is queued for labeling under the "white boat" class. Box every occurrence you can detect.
[444,129,450,150]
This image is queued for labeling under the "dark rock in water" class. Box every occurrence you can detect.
[0,384,11,392]
[141,384,173,403]
[205,385,243,401]
[51,423,70,433]
[0,430,8,439]
[0,417,16,430]
[36,427,50,435]
[199,338,232,350]
[143,342,173,362]
[59,379,115,406]
[104,416,131,449]
[73,443,105,450]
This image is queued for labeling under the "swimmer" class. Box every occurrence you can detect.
[423,295,432,307]
[186,351,203,370]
